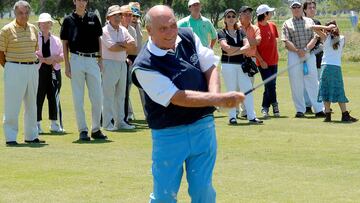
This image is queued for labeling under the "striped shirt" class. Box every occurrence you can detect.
[0,20,38,62]
[281,16,315,49]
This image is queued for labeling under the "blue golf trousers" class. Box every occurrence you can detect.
[149,116,217,203]
[258,65,278,108]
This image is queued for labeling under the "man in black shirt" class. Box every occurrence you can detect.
[60,0,107,141]
[303,0,323,113]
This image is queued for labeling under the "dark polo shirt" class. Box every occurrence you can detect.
[60,11,102,53]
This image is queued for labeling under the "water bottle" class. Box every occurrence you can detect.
[303,62,309,75]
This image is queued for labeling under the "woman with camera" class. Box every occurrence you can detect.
[218,8,263,125]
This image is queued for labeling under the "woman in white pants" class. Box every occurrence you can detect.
[218,9,263,124]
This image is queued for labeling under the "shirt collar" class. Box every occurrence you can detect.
[146,36,182,57]
[292,16,303,21]
[106,23,121,32]
[13,20,28,29]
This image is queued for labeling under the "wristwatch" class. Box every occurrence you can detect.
[303,47,309,53]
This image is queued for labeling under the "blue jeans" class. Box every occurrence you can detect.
[150,116,217,203]
[259,65,278,108]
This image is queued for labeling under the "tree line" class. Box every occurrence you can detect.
[1,0,360,27]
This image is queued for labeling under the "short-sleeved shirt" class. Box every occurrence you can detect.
[256,22,279,66]
[60,11,102,53]
[101,24,134,61]
[281,16,315,49]
[239,23,261,57]
[177,15,217,47]
[0,20,38,62]
[217,28,247,64]
[322,35,344,67]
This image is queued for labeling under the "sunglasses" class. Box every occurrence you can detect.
[292,6,301,9]
[226,15,236,19]
[132,15,140,18]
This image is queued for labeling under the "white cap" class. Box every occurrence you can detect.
[37,13,54,23]
[188,0,200,7]
[290,1,302,8]
[256,4,275,16]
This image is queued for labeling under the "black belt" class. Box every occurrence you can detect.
[71,51,100,58]
[8,60,39,65]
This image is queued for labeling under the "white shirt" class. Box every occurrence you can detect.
[322,35,345,67]
[101,23,134,61]
[134,33,219,107]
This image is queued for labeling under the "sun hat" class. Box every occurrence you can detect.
[106,5,122,17]
[37,13,54,23]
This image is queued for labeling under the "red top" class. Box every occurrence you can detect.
[256,21,279,66]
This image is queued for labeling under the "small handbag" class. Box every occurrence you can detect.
[242,57,259,77]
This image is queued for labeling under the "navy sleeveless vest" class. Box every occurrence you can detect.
[132,28,215,129]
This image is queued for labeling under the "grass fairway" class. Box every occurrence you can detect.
[1,16,360,202]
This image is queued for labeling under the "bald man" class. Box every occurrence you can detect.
[131,5,245,203]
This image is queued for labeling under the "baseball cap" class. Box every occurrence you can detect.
[188,0,200,7]
[238,6,253,13]
[290,1,302,8]
[223,9,236,17]
[129,2,141,16]
[256,4,275,16]
[37,13,54,23]
[106,5,121,17]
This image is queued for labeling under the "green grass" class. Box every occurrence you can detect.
[1,16,360,202]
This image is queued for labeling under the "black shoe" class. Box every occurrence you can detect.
[315,111,326,118]
[295,112,305,118]
[305,107,313,114]
[6,141,18,146]
[324,112,331,122]
[91,130,108,140]
[25,138,46,144]
[229,118,237,125]
[341,111,358,122]
[249,118,263,124]
[79,131,91,141]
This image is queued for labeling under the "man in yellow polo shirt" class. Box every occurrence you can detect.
[0,1,45,146]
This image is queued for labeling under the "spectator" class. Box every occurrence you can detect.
[60,0,107,141]
[218,9,263,125]
[281,1,325,118]
[303,0,323,114]
[255,4,280,118]
[312,21,358,122]
[0,1,45,145]
[101,5,136,131]
[36,13,65,134]
[177,0,217,48]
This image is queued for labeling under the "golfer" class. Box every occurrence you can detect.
[132,5,245,202]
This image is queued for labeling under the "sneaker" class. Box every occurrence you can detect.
[91,130,108,140]
[295,112,305,118]
[127,114,135,121]
[6,141,19,146]
[50,122,65,133]
[315,111,326,118]
[79,131,91,141]
[119,122,136,130]
[272,103,280,117]
[305,107,313,114]
[37,123,44,134]
[249,118,263,124]
[105,124,118,131]
[261,108,269,118]
[229,118,237,125]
